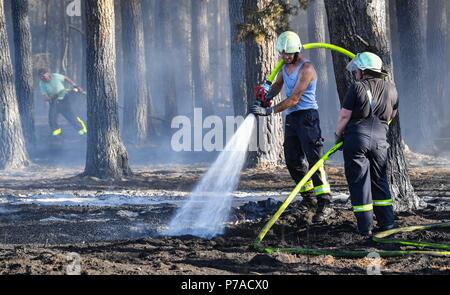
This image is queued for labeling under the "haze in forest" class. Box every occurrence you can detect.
[1,0,449,170]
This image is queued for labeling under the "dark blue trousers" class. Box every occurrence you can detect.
[343,117,394,233]
[284,109,331,203]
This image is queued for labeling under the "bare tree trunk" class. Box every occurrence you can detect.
[208,0,229,111]
[160,0,177,129]
[120,0,148,144]
[229,0,247,116]
[141,0,157,136]
[221,0,232,110]
[43,0,50,63]
[114,0,123,111]
[388,0,401,86]
[243,0,284,167]
[324,0,420,212]
[170,1,193,118]
[3,0,14,61]
[307,0,336,140]
[61,0,69,75]
[83,0,131,179]
[11,0,35,152]
[0,0,29,169]
[447,1,450,120]
[49,0,67,73]
[426,0,447,135]
[395,0,429,150]
[191,0,214,117]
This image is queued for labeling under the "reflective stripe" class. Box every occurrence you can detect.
[353,203,373,212]
[314,184,331,196]
[77,117,87,134]
[314,166,331,196]
[52,128,62,136]
[300,180,314,193]
[373,199,393,206]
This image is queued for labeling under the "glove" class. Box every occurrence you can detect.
[262,82,275,101]
[74,85,86,95]
[249,105,273,116]
[262,82,271,95]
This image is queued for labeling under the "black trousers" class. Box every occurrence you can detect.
[48,96,83,134]
[284,109,331,203]
[343,117,394,233]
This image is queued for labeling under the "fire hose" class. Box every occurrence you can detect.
[250,43,450,257]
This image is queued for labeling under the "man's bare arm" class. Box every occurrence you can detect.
[64,76,77,86]
[267,71,283,98]
[335,108,352,137]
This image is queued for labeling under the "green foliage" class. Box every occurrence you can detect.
[298,0,309,10]
[237,0,300,44]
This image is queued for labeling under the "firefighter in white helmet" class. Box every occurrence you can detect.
[335,52,397,236]
[250,31,332,223]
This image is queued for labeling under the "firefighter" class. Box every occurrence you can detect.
[250,31,332,223]
[38,68,87,138]
[335,52,398,236]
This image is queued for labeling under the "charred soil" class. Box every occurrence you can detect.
[0,165,449,274]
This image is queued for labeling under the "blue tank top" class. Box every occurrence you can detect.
[282,60,319,115]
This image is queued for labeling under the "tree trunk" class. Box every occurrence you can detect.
[220,0,232,110]
[426,0,447,134]
[243,0,284,167]
[49,0,67,73]
[447,1,450,121]
[307,0,336,140]
[388,0,401,87]
[0,0,29,170]
[43,0,50,64]
[229,0,247,117]
[114,0,123,107]
[160,0,178,129]
[11,0,35,152]
[394,0,429,150]
[83,0,131,179]
[191,0,214,117]
[120,0,148,144]
[141,0,157,136]
[324,0,420,212]
[170,0,193,118]
[208,0,229,111]
[3,0,14,61]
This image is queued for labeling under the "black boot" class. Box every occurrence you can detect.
[312,198,333,223]
[297,191,317,224]
[299,191,317,211]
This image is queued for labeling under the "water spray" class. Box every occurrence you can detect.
[164,115,257,238]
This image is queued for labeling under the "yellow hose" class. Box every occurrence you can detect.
[303,42,356,59]
[266,42,355,83]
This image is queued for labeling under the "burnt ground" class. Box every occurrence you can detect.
[0,163,449,275]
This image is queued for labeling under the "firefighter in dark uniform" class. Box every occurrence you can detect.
[250,31,332,223]
[335,52,398,236]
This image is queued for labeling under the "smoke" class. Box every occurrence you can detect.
[5,0,448,169]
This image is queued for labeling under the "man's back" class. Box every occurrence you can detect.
[39,73,66,99]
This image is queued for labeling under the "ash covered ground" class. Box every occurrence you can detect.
[0,160,449,275]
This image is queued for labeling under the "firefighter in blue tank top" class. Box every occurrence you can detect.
[250,31,332,223]
[335,52,398,236]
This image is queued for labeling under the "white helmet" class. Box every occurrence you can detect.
[276,31,302,54]
[346,52,384,73]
